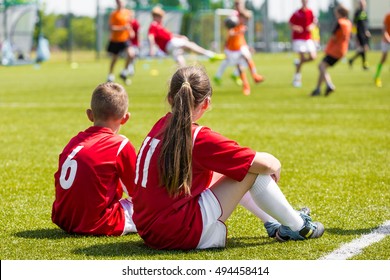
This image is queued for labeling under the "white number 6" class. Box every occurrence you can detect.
[59,146,83,190]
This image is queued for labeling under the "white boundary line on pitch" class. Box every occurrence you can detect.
[319,220,390,260]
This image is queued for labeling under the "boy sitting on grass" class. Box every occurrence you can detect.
[52,82,137,236]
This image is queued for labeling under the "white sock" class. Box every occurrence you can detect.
[204,50,215,58]
[215,60,229,78]
[249,175,304,231]
[121,69,128,76]
[107,73,115,82]
[127,63,135,75]
[239,192,277,223]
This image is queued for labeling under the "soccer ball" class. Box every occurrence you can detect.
[224,16,239,29]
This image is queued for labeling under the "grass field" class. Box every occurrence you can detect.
[0,50,389,260]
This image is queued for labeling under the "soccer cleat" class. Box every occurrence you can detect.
[310,88,321,97]
[275,212,324,242]
[363,62,369,71]
[120,73,132,86]
[252,73,264,83]
[264,221,281,238]
[299,207,311,216]
[375,78,382,88]
[325,86,335,97]
[230,74,243,86]
[209,53,226,62]
[264,208,310,238]
[213,76,222,86]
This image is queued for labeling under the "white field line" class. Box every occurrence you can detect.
[319,220,390,260]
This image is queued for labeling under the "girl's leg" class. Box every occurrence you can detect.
[211,171,276,223]
[210,173,324,240]
[210,173,302,229]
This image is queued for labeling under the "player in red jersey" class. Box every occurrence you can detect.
[52,82,137,236]
[289,0,317,87]
[310,5,352,97]
[148,6,225,67]
[125,10,140,82]
[132,66,324,250]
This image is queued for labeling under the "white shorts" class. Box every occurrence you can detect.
[224,49,245,66]
[381,40,390,53]
[292,39,317,53]
[196,189,227,249]
[120,198,137,235]
[224,45,251,67]
[166,37,187,58]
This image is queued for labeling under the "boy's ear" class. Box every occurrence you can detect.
[86,109,94,122]
[120,112,130,125]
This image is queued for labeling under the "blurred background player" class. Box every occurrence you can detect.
[374,12,390,88]
[348,0,371,70]
[52,82,137,236]
[148,6,225,67]
[106,0,134,85]
[289,0,317,88]
[214,10,264,96]
[125,9,140,81]
[310,5,351,97]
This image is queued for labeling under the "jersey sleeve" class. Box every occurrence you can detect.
[116,139,137,197]
[148,22,157,35]
[193,127,256,182]
[289,12,296,25]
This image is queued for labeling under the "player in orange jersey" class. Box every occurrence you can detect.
[106,0,134,85]
[310,5,352,97]
[214,9,263,96]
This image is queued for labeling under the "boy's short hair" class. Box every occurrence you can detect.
[336,4,349,18]
[91,82,128,121]
[151,6,165,17]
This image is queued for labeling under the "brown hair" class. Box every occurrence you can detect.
[336,4,349,18]
[159,66,212,196]
[90,82,128,121]
[151,6,165,17]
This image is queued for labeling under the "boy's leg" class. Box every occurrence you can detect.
[214,59,230,85]
[108,54,119,82]
[375,47,388,87]
[238,66,250,96]
[310,60,326,96]
[182,40,225,61]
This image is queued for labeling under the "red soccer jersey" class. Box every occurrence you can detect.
[148,21,173,52]
[289,8,315,40]
[52,126,137,236]
[130,18,140,47]
[132,113,256,250]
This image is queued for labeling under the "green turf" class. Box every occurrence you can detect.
[0,51,389,260]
